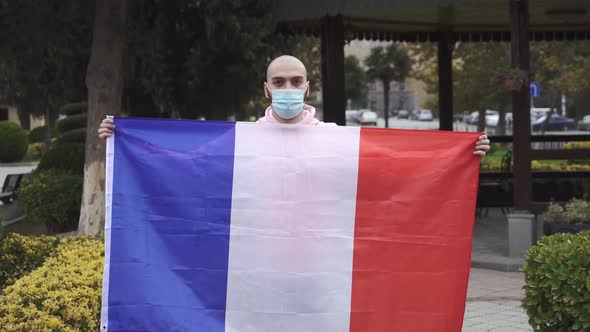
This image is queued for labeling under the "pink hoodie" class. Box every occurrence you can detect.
[256,104,337,126]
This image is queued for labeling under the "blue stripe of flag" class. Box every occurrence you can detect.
[106,118,236,331]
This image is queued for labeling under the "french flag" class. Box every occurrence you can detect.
[101,117,480,332]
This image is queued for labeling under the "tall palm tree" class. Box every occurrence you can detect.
[365,44,412,128]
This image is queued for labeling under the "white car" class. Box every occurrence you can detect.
[359,110,378,126]
[416,110,433,121]
[469,110,499,127]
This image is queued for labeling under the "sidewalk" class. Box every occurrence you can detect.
[471,208,527,272]
[463,268,531,331]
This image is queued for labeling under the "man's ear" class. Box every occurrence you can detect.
[264,82,271,99]
[305,81,310,98]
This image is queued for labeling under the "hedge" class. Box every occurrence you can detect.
[56,113,87,134]
[59,102,87,116]
[24,142,47,161]
[28,126,57,143]
[0,236,103,332]
[37,142,85,175]
[57,128,87,144]
[522,231,590,331]
[0,233,59,291]
[0,121,28,162]
[18,170,83,234]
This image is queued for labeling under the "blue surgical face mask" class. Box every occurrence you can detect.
[270,89,306,120]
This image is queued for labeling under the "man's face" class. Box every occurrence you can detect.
[264,61,309,99]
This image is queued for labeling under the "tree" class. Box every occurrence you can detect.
[365,44,411,128]
[78,0,128,235]
[531,41,590,127]
[453,43,512,133]
[121,0,280,121]
[344,56,367,109]
[410,42,512,133]
[0,0,92,134]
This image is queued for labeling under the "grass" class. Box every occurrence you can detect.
[485,146,510,163]
[2,218,48,236]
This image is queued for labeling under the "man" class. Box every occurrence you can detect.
[98,55,491,156]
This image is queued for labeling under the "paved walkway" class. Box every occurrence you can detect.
[463,268,531,331]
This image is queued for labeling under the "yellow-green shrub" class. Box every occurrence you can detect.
[0,233,59,291]
[531,161,590,172]
[564,141,590,149]
[0,236,104,332]
[24,142,47,161]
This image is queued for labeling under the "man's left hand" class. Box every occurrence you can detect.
[474,134,491,157]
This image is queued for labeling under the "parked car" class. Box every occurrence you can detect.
[454,111,471,123]
[416,109,433,121]
[397,110,409,119]
[468,110,499,127]
[346,110,361,123]
[531,114,576,131]
[359,110,378,126]
[577,115,590,131]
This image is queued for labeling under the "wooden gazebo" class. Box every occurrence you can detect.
[272,0,590,253]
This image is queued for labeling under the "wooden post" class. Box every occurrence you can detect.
[438,32,454,131]
[510,0,531,210]
[320,15,346,125]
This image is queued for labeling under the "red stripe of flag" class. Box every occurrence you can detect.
[350,128,481,332]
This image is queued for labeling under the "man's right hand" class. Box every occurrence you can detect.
[98,118,115,142]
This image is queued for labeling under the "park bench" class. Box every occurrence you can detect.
[0,173,27,205]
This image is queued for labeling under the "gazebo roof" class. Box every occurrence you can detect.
[273,0,590,41]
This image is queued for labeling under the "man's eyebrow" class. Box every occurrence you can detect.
[271,75,304,80]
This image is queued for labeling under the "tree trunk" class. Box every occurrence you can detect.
[383,80,390,128]
[78,0,127,235]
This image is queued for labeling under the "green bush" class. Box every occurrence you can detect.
[57,128,86,144]
[59,102,87,116]
[0,236,103,332]
[37,142,85,175]
[0,233,59,291]
[522,232,590,331]
[543,198,590,225]
[28,126,57,143]
[0,121,28,163]
[56,113,87,134]
[18,170,83,234]
[24,142,47,161]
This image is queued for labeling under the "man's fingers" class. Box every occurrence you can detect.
[476,139,491,145]
[99,123,115,129]
[473,150,486,157]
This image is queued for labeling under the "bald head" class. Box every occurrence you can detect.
[264,55,310,98]
[266,55,307,82]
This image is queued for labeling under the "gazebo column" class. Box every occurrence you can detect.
[438,31,454,131]
[507,0,534,257]
[320,15,346,125]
